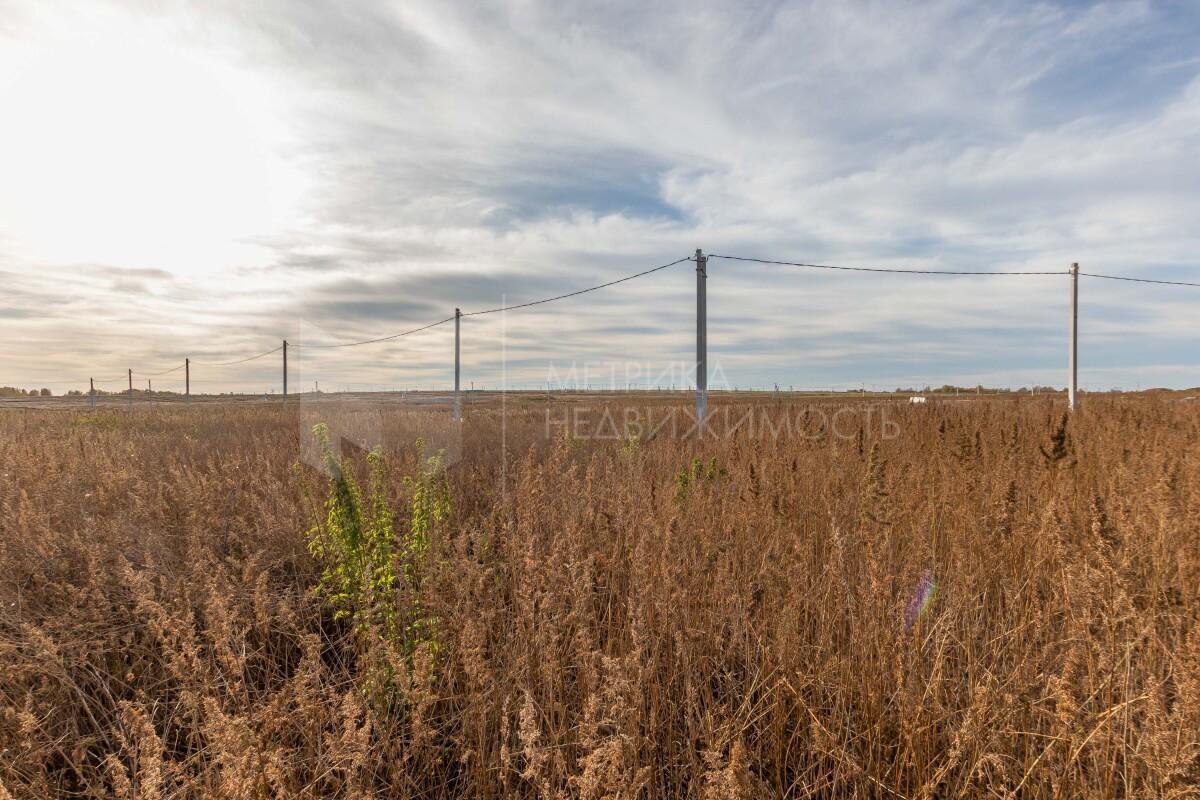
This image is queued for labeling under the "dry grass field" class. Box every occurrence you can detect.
[1,395,1198,798]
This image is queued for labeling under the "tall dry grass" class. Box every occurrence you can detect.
[0,396,1197,798]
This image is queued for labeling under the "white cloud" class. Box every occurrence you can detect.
[1,0,1198,391]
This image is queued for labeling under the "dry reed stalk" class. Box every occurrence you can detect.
[0,396,1195,797]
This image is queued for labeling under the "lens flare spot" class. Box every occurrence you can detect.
[904,569,937,629]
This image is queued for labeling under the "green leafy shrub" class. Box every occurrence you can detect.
[303,423,398,640]
[675,456,725,499]
[400,438,451,661]
[300,427,451,706]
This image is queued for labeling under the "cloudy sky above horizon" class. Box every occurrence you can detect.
[2,0,1199,393]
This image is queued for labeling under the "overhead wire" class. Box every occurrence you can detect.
[1078,271,1200,287]
[190,344,283,367]
[712,253,1200,285]
[462,256,692,316]
[10,377,108,385]
[289,255,691,344]
[291,316,455,349]
[6,252,1196,389]
[707,254,1067,275]
[140,363,186,377]
[27,256,690,383]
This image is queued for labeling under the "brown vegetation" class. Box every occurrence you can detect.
[1,396,1198,798]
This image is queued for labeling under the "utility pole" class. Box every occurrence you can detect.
[127,368,132,412]
[454,308,462,421]
[1069,262,1079,412]
[282,340,288,398]
[89,377,95,410]
[695,249,708,424]
[185,358,190,403]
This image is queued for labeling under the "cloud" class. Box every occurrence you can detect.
[0,0,1198,391]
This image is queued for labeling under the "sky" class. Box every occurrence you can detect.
[1,0,1199,394]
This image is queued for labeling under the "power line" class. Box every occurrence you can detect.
[4,256,692,384]
[140,363,186,377]
[7,252,1195,390]
[462,256,692,316]
[708,254,1067,275]
[1079,271,1200,288]
[190,345,283,367]
[711,253,1200,285]
[291,254,691,346]
[292,316,455,349]
[6,377,102,386]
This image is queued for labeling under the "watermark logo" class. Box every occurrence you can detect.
[539,359,901,442]
[543,403,900,441]
[544,359,730,392]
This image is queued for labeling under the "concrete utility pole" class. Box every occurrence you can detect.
[695,249,708,423]
[282,340,288,398]
[1069,262,1079,412]
[185,358,190,403]
[454,308,462,421]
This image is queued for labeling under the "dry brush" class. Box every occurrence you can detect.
[0,396,1198,798]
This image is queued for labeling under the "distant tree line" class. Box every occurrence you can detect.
[0,387,190,398]
[893,385,1064,394]
[0,387,52,397]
